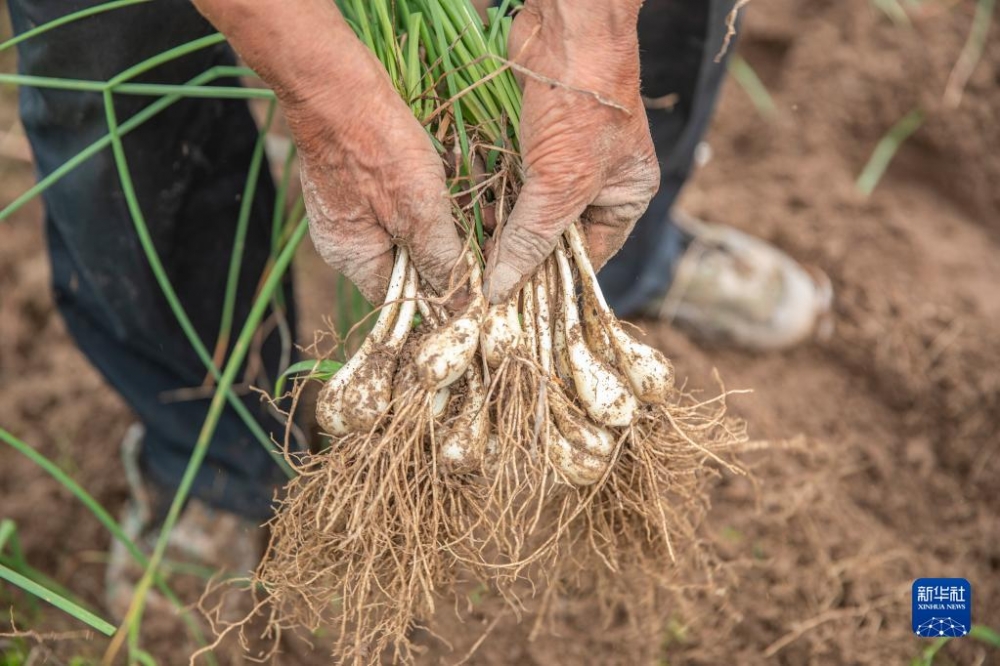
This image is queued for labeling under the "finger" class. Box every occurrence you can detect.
[484,177,592,304]
[581,200,652,271]
[308,211,395,305]
[398,194,469,304]
[582,165,659,269]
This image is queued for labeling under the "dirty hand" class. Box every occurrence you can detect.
[484,0,659,304]
[191,0,465,304]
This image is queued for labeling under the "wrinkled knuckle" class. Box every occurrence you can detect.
[636,166,660,203]
[504,223,555,269]
[309,229,353,274]
[614,155,659,206]
[392,190,450,240]
[412,246,455,288]
[610,201,649,227]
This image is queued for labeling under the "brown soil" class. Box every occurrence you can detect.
[2,0,999,663]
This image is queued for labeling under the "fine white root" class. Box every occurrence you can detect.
[566,223,674,403]
[438,365,489,474]
[414,257,487,390]
[316,248,410,436]
[555,245,639,428]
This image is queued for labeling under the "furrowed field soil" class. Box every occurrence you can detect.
[1,1,998,664]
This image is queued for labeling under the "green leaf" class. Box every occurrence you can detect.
[856,108,924,197]
[0,0,153,53]
[132,649,158,666]
[275,359,345,397]
[912,624,1000,665]
[728,55,776,119]
[971,624,1000,648]
[0,564,115,636]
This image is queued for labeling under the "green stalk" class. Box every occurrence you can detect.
[270,144,299,256]
[0,74,274,99]
[100,87,293,479]
[0,0,153,52]
[0,429,214,660]
[403,13,423,103]
[856,108,924,197]
[214,100,278,366]
[0,65,251,221]
[105,218,309,664]
[104,33,227,88]
[0,520,86,612]
[348,0,378,52]
[728,54,776,119]
[427,3,474,236]
[110,81,272,99]
[372,0,406,90]
[0,564,116,636]
[0,65,289,485]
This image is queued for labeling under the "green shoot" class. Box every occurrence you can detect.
[911,624,1000,666]
[275,359,345,398]
[214,100,278,367]
[944,0,995,108]
[870,0,911,26]
[0,430,214,658]
[0,564,115,637]
[0,66,257,222]
[0,0,152,53]
[856,108,924,197]
[728,54,776,119]
[104,218,309,664]
[0,520,81,612]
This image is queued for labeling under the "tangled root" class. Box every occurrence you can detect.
[243,334,745,663]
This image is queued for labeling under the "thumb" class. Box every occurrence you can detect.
[484,178,592,304]
[403,201,469,305]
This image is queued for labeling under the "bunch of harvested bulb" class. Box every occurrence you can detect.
[315,220,674,487]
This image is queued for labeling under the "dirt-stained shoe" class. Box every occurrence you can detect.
[646,214,833,351]
[104,424,262,621]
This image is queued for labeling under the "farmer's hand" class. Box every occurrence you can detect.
[191,0,465,304]
[484,0,659,303]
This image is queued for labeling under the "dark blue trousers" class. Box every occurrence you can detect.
[6,0,735,519]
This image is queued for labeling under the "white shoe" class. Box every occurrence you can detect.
[104,424,262,621]
[647,214,833,351]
